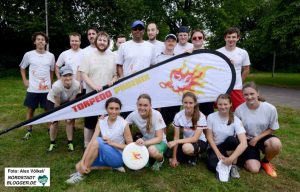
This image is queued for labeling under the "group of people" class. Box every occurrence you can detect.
[19,20,282,184]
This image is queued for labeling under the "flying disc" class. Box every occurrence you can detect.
[122,143,149,170]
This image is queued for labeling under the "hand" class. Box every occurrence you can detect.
[135,138,145,146]
[217,152,226,161]
[99,115,106,120]
[169,158,179,168]
[249,137,258,147]
[23,79,29,87]
[94,85,102,92]
[79,161,90,174]
[103,136,112,145]
[185,48,193,54]
[167,141,177,149]
[107,81,114,87]
[222,157,234,166]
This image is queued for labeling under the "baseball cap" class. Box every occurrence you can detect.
[131,20,145,28]
[178,26,190,33]
[165,34,177,41]
[59,65,73,76]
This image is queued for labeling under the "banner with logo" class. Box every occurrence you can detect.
[1,50,235,134]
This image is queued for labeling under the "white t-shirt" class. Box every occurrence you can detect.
[19,50,55,93]
[207,112,245,146]
[217,47,250,90]
[47,79,80,103]
[56,49,83,76]
[235,102,279,139]
[174,42,193,55]
[153,52,174,65]
[126,109,167,143]
[116,40,155,77]
[148,40,165,58]
[172,110,207,142]
[78,49,116,93]
[99,116,128,152]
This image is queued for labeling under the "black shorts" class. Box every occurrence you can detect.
[240,135,278,162]
[24,92,48,110]
[84,116,99,129]
[46,100,55,111]
[175,140,207,163]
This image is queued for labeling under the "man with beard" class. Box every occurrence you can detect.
[147,22,165,57]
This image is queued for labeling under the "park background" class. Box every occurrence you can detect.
[0,0,299,191]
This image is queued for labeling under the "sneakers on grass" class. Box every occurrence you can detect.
[188,156,198,166]
[113,166,126,173]
[230,165,240,179]
[47,144,56,152]
[68,143,74,151]
[23,132,31,140]
[65,172,85,184]
[152,158,164,171]
[261,162,277,177]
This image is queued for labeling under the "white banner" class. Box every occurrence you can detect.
[1,50,235,131]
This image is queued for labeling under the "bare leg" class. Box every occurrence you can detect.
[84,128,94,148]
[76,138,99,174]
[49,122,58,141]
[264,137,282,161]
[148,145,163,161]
[66,120,74,141]
[26,107,34,131]
[244,159,261,173]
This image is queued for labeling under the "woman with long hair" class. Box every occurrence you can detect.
[206,94,247,180]
[66,97,133,184]
[235,81,282,177]
[126,94,167,171]
[167,92,208,167]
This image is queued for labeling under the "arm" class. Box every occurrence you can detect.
[136,129,164,146]
[168,126,180,168]
[55,65,60,79]
[81,72,102,92]
[224,133,247,165]
[53,95,61,108]
[249,128,274,147]
[175,128,203,145]
[241,65,250,82]
[20,67,29,87]
[50,70,54,83]
[117,65,124,79]
[206,129,225,160]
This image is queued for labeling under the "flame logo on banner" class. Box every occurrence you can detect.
[159,61,216,95]
[132,151,142,160]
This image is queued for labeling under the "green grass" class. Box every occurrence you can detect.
[1,77,300,191]
[246,72,300,89]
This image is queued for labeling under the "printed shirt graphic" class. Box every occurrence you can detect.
[20,50,55,93]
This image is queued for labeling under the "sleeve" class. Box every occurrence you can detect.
[172,112,180,128]
[268,105,280,130]
[197,113,207,129]
[50,54,55,71]
[242,50,251,66]
[19,52,29,69]
[234,107,242,120]
[116,44,124,65]
[154,111,166,130]
[125,111,134,124]
[51,82,61,97]
[56,52,65,67]
[207,114,213,130]
[234,116,246,135]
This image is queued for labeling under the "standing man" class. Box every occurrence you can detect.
[113,34,126,58]
[153,34,177,64]
[83,27,99,53]
[147,22,165,57]
[55,32,83,81]
[217,27,250,110]
[174,26,193,55]
[117,20,155,78]
[20,32,55,139]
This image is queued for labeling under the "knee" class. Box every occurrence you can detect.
[265,137,282,152]
[148,146,159,158]
[245,160,260,173]
[182,143,194,155]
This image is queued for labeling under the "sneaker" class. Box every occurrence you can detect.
[230,165,240,179]
[113,166,126,173]
[23,132,31,140]
[68,143,74,151]
[261,162,277,177]
[152,158,164,171]
[188,156,198,166]
[47,144,56,152]
[65,172,85,184]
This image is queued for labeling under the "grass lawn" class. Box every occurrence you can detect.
[246,72,300,89]
[0,76,300,191]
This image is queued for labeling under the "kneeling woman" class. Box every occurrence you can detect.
[167,92,208,167]
[206,94,247,179]
[66,97,133,184]
[126,94,167,171]
[235,82,282,177]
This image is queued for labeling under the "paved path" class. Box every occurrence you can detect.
[257,85,300,109]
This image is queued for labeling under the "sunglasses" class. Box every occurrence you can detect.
[132,27,144,31]
[192,36,203,40]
